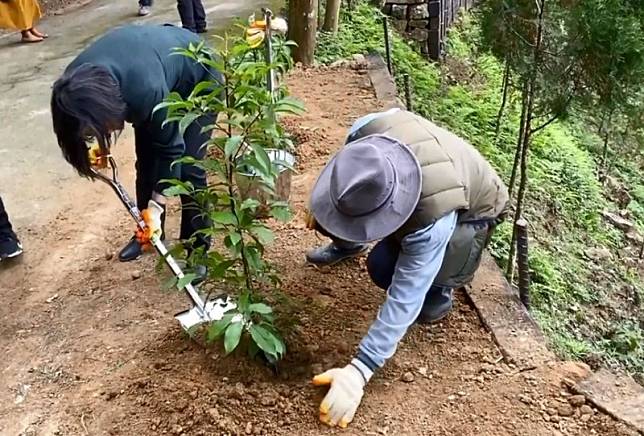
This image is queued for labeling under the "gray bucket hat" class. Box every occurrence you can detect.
[310,134,422,243]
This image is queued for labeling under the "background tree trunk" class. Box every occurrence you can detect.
[494,60,511,141]
[322,0,341,33]
[289,0,319,65]
[506,0,546,281]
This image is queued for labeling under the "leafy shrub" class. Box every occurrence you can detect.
[158,28,304,362]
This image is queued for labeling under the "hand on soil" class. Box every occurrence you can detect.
[312,365,366,428]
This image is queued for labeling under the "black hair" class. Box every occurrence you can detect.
[51,63,127,178]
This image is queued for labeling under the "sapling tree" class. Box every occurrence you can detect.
[155,26,304,362]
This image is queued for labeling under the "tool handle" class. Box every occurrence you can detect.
[92,164,210,317]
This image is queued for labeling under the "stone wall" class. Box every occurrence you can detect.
[382,0,473,60]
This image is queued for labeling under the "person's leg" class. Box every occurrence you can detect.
[177,0,196,33]
[119,125,158,262]
[0,196,23,260]
[179,114,213,250]
[366,238,400,290]
[417,285,454,324]
[192,0,207,33]
[365,237,452,323]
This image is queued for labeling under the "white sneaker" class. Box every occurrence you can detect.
[138,6,151,16]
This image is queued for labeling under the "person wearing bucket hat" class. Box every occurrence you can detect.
[308,109,509,428]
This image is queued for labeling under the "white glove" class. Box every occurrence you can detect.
[312,359,373,428]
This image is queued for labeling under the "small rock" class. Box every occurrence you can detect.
[46,294,59,303]
[352,54,366,64]
[336,342,350,353]
[418,367,428,377]
[546,408,558,416]
[105,251,114,261]
[311,363,323,375]
[172,424,182,435]
[207,408,219,421]
[457,391,467,397]
[448,394,457,401]
[581,414,591,422]
[557,404,574,417]
[585,247,612,261]
[550,415,561,423]
[131,270,142,280]
[245,422,253,434]
[580,405,593,415]
[402,372,415,383]
[601,211,633,231]
[519,394,532,405]
[568,395,586,407]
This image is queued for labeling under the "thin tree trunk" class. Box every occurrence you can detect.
[508,85,529,199]
[494,60,511,141]
[506,0,546,281]
[322,0,341,33]
[289,0,319,65]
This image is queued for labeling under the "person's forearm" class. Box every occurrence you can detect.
[356,212,458,370]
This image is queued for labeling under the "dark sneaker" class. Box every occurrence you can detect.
[0,233,23,261]
[305,242,369,266]
[118,235,143,262]
[417,287,454,324]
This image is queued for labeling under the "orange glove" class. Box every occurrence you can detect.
[88,142,108,169]
[136,200,164,248]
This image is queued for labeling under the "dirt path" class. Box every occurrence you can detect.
[0,67,638,436]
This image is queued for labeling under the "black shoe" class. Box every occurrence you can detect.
[305,242,369,266]
[0,232,23,261]
[416,288,454,324]
[118,236,143,262]
[196,27,207,34]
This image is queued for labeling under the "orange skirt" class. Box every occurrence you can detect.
[0,0,42,31]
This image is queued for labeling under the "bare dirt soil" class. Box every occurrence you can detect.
[0,66,639,436]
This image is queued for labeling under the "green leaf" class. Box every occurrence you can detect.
[211,211,238,226]
[248,303,273,314]
[243,246,262,272]
[241,198,261,211]
[224,320,243,354]
[249,324,277,357]
[176,273,198,289]
[179,113,201,136]
[238,292,250,313]
[228,231,242,246]
[224,136,244,159]
[162,184,190,197]
[207,314,233,342]
[161,276,178,291]
[249,142,272,176]
[270,205,292,222]
[274,96,306,115]
[250,225,274,244]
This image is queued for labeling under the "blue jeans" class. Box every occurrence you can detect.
[366,237,451,306]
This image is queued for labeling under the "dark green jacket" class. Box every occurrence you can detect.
[66,24,221,191]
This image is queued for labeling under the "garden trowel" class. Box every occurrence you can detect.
[90,154,236,331]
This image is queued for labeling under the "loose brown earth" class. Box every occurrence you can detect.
[0,66,639,436]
